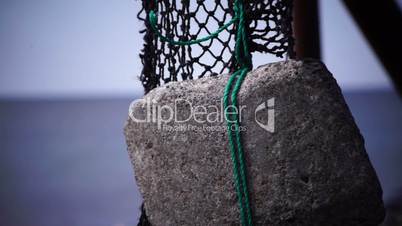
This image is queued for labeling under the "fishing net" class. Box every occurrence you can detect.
[135,1,295,225]
[137,0,295,93]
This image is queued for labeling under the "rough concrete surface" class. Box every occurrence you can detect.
[125,59,385,226]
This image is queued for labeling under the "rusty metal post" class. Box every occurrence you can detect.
[292,0,321,60]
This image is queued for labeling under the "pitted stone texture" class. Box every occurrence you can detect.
[125,60,385,226]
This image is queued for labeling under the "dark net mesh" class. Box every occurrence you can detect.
[138,0,294,93]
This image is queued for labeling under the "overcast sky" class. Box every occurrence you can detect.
[0,0,399,98]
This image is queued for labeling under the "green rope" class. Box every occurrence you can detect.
[148,1,253,225]
[230,68,253,225]
[223,69,247,226]
[223,68,253,226]
[224,1,253,225]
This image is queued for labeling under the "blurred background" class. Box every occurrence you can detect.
[0,0,401,226]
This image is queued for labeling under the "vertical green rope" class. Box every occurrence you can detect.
[231,68,253,226]
[148,1,253,225]
[225,0,253,224]
[223,69,247,226]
